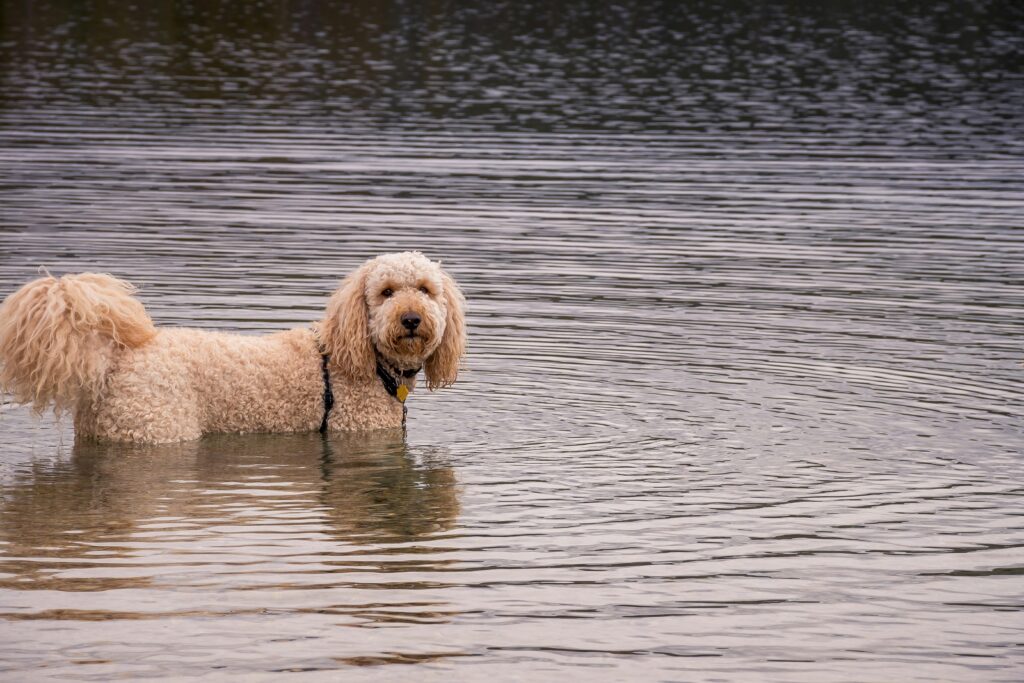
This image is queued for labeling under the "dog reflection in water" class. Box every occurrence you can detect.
[0,431,460,599]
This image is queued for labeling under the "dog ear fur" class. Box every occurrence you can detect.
[320,264,375,382]
[425,269,466,390]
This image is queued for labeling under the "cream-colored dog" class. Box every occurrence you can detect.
[0,252,466,443]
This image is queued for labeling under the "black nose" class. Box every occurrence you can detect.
[401,312,421,331]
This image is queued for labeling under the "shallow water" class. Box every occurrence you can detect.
[1,1,1023,681]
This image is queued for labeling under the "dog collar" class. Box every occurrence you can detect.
[375,360,418,404]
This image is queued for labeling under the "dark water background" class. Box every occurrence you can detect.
[1,1,1023,680]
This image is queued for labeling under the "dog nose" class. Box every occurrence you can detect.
[401,312,421,331]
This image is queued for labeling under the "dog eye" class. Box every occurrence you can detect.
[381,288,393,298]
[419,286,430,295]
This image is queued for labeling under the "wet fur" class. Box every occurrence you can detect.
[0,252,466,443]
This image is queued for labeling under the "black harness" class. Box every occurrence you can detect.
[319,352,334,434]
[318,351,418,433]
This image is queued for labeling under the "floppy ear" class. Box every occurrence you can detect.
[320,264,375,383]
[425,269,466,390]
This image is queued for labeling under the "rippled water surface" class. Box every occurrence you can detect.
[1,1,1023,680]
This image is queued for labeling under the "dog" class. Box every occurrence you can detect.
[0,252,466,443]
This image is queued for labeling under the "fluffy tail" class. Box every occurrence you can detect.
[0,272,156,415]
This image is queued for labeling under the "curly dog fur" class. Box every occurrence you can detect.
[0,252,466,443]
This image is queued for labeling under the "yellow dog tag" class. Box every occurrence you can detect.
[396,385,409,403]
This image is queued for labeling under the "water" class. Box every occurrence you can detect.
[1,1,1023,680]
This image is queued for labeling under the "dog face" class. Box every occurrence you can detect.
[364,253,447,368]
[320,252,466,390]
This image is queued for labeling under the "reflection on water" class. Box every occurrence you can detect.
[0,433,466,669]
[1,431,458,572]
[1,0,1024,680]
[0,432,459,591]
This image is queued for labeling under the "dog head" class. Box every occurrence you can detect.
[320,252,466,390]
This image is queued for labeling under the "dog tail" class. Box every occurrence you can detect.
[0,272,157,415]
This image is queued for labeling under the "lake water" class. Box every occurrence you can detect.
[1,1,1023,681]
